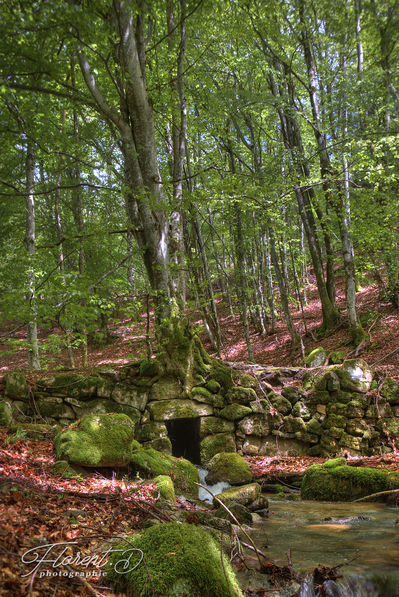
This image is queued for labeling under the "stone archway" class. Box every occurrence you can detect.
[165,418,201,464]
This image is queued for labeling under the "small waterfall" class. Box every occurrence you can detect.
[196,466,231,504]
[299,575,392,597]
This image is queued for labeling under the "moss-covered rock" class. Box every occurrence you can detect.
[37,397,75,420]
[4,372,28,399]
[51,460,79,478]
[219,404,252,421]
[281,386,305,405]
[336,359,373,393]
[306,417,323,435]
[71,398,141,427]
[149,377,182,401]
[129,447,199,495]
[105,522,243,597]
[291,401,311,420]
[324,413,346,429]
[301,459,399,501]
[136,422,168,443]
[269,393,292,415]
[48,374,102,398]
[200,433,236,465]
[191,386,212,402]
[249,399,268,413]
[380,378,399,405]
[227,386,257,405]
[214,482,261,507]
[10,422,58,438]
[305,347,327,367]
[346,400,366,419]
[237,373,258,388]
[0,400,12,426]
[205,379,221,394]
[199,416,234,438]
[384,418,399,437]
[214,501,253,524]
[112,385,148,411]
[143,437,173,453]
[205,453,252,485]
[154,475,176,504]
[209,360,234,394]
[148,399,213,421]
[237,414,269,436]
[54,413,136,467]
[329,351,346,364]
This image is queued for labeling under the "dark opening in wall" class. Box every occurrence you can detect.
[165,418,201,464]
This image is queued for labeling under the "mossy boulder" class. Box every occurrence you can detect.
[305,347,327,367]
[154,475,176,504]
[148,399,213,421]
[129,447,199,495]
[149,377,182,401]
[54,413,136,467]
[205,453,252,485]
[209,360,234,394]
[336,359,373,393]
[4,372,28,399]
[329,351,346,364]
[281,386,305,405]
[301,459,399,501]
[219,404,252,421]
[291,401,311,420]
[143,437,173,453]
[0,400,12,426]
[199,416,234,437]
[49,374,102,398]
[71,398,141,427]
[237,373,258,388]
[105,522,243,597]
[227,386,257,405]
[200,433,236,465]
[214,482,261,507]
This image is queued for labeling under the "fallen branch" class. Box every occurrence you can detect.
[352,488,399,502]
[371,346,399,367]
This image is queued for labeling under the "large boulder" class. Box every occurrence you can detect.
[305,347,327,367]
[219,404,252,421]
[301,458,399,501]
[153,475,176,504]
[129,447,199,494]
[105,522,243,597]
[205,452,252,485]
[54,413,136,467]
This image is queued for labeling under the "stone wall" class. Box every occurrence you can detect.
[1,358,398,461]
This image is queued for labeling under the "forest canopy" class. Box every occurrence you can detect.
[0,0,398,369]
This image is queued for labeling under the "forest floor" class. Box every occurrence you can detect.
[1,272,399,380]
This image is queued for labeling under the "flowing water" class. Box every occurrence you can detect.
[247,498,399,596]
[196,465,231,503]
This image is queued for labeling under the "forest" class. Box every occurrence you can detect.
[0,1,399,596]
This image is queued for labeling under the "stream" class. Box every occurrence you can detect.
[242,497,399,596]
[195,468,399,595]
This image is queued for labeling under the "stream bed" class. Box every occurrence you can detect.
[238,498,399,596]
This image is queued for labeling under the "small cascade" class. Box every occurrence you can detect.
[299,576,394,597]
[196,466,231,504]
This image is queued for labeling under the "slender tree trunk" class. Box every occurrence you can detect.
[25,142,41,370]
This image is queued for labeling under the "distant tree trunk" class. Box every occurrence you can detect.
[25,142,41,370]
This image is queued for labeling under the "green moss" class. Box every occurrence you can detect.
[214,483,261,507]
[4,372,28,399]
[10,422,58,439]
[238,373,257,388]
[191,386,212,400]
[0,400,12,426]
[301,460,399,501]
[205,453,252,485]
[227,386,257,405]
[214,501,253,524]
[154,475,176,504]
[52,460,79,478]
[205,379,221,394]
[129,448,199,495]
[209,360,233,394]
[54,413,136,467]
[105,522,243,597]
[329,351,346,364]
[139,358,161,378]
[200,433,236,465]
[200,416,234,437]
[219,404,252,421]
[305,347,327,367]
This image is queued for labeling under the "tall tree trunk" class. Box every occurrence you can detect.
[25,142,41,370]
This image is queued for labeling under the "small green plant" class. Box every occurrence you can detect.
[5,428,28,444]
